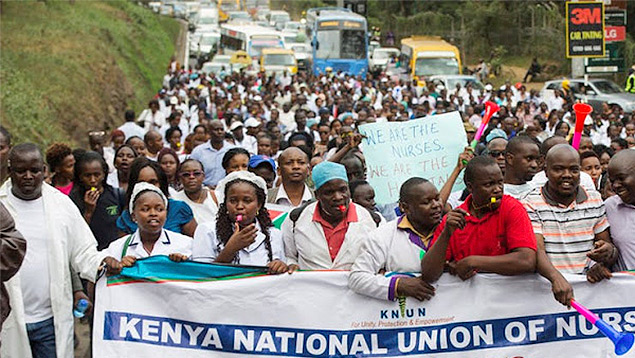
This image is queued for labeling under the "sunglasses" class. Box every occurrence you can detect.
[489,150,506,158]
[179,171,204,178]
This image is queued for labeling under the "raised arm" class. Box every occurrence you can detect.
[439,147,473,210]
[328,133,363,163]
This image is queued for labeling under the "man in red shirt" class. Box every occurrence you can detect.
[421,156,537,283]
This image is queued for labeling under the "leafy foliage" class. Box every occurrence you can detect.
[0,1,180,147]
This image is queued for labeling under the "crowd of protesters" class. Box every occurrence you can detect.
[1,56,634,357]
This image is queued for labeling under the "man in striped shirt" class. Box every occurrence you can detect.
[523,144,618,307]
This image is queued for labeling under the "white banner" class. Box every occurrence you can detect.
[94,262,635,358]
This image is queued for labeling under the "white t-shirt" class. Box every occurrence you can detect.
[118,121,146,140]
[106,171,120,189]
[8,193,52,324]
[172,189,218,225]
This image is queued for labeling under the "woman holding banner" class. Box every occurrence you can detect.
[191,171,288,274]
[103,182,192,272]
[349,177,440,301]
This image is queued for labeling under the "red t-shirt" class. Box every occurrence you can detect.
[432,195,536,262]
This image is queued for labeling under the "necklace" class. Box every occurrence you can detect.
[471,199,495,214]
[188,188,207,204]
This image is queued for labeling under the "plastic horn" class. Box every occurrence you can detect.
[571,103,593,150]
[570,299,634,355]
[470,101,500,149]
[461,101,501,165]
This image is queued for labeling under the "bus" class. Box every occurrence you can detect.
[306,7,368,77]
[220,24,285,59]
[400,36,462,83]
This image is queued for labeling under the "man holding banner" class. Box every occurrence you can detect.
[349,177,440,301]
[421,156,537,283]
[523,145,617,307]
[282,162,376,270]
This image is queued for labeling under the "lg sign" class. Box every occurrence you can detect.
[570,7,602,25]
[605,26,626,42]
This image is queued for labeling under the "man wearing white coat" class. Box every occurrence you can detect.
[0,144,112,358]
[282,161,376,270]
[349,178,438,301]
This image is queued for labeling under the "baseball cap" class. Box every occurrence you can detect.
[249,155,276,171]
[169,96,178,105]
[244,117,261,128]
[229,121,244,131]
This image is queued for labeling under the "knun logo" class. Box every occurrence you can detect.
[380,305,426,320]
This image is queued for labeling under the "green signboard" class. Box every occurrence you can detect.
[585,42,625,73]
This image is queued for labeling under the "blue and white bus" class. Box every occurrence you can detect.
[307,7,368,77]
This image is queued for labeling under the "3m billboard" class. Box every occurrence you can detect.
[566,1,605,58]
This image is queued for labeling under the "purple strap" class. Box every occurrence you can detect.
[388,275,408,301]
[397,215,431,251]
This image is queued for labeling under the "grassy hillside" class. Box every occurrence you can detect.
[0,1,180,147]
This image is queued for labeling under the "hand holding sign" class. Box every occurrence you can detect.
[359,112,467,204]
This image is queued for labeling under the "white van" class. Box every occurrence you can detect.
[196,7,219,32]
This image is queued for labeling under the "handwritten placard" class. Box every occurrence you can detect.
[359,112,467,204]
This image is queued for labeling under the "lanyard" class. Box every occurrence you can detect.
[121,234,133,257]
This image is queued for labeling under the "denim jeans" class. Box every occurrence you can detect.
[26,317,56,358]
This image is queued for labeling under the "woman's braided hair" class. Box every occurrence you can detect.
[215,178,273,264]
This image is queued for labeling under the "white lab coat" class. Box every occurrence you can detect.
[349,220,424,301]
[192,222,285,266]
[103,229,193,260]
[0,182,106,358]
[282,202,377,270]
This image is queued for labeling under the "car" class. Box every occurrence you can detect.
[283,21,305,33]
[201,62,228,77]
[281,31,306,47]
[184,2,200,20]
[195,7,219,32]
[227,11,251,22]
[368,40,380,58]
[289,43,312,71]
[369,47,399,72]
[211,54,232,66]
[193,32,221,63]
[267,10,290,31]
[148,2,161,13]
[540,79,635,114]
[255,8,270,21]
[428,75,485,95]
[172,4,187,19]
[159,3,174,16]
